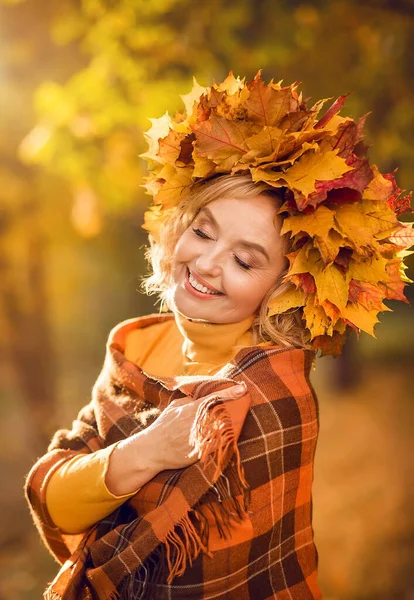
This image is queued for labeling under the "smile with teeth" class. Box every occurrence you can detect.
[187,269,222,295]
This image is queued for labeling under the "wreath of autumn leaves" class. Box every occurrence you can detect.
[139,69,414,356]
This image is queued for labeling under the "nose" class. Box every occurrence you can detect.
[195,249,222,278]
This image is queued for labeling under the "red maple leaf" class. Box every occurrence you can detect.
[303,154,373,210]
[378,258,410,303]
[312,330,349,357]
[383,171,414,216]
[291,272,316,293]
[314,93,350,130]
[348,279,385,311]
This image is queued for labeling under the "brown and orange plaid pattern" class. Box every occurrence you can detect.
[25,314,322,600]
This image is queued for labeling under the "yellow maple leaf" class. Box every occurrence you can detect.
[172,120,193,134]
[250,142,320,183]
[397,248,414,283]
[342,302,391,337]
[281,205,337,238]
[179,76,209,121]
[315,263,351,311]
[153,164,193,207]
[314,229,346,264]
[244,126,285,161]
[214,71,246,95]
[334,203,375,248]
[334,319,347,334]
[192,148,217,178]
[287,244,350,310]
[348,255,389,284]
[286,244,320,276]
[250,168,288,188]
[139,112,172,165]
[320,114,352,131]
[142,205,176,242]
[281,149,353,197]
[139,175,162,198]
[216,86,250,120]
[267,287,306,317]
[303,297,333,338]
[276,129,331,160]
[310,97,332,117]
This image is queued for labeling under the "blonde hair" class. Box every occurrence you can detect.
[142,173,312,351]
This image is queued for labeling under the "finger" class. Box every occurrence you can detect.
[170,395,193,407]
[186,448,198,460]
[210,383,247,400]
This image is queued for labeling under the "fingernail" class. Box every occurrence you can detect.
[234,384,246,395]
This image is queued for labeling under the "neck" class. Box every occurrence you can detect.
[174,310,255,370]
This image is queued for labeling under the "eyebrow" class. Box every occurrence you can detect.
[198,207,270,262]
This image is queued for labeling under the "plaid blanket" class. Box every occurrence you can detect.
[25,313,321,600]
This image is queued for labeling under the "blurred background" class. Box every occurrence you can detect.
[0,0,413,598]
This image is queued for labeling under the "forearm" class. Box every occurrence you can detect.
[105,429,161,496]
[46,431,161,534]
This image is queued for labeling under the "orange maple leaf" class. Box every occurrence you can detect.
[245,71,299,126]
[388,223,414,249]
[193,113,256,162]
[348,279,385,311]
[378,258,412,303]
[311,330,348,357]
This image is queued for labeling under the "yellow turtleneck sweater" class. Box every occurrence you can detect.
[46,312,255,534]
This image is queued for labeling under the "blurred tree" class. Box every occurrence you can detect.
[1,1,414,597]
[0,1,85,449]
[19,0,414,390]
[18,0,414,202]
[1,0,414,447]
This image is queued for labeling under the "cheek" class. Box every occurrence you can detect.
[173,240,185,262]
[173,232,193,262]
[229,270,278,304]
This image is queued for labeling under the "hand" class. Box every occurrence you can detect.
[146,383,247,472]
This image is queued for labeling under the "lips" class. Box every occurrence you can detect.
[184,267,224,298]
[188,267,222,293]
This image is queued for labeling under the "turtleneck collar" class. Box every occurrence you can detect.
[174,310,255,374]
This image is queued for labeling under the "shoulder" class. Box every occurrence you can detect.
[107,312,176,348]
[232,344,318,415]
[236,345,319,447]
[234,344,315,385]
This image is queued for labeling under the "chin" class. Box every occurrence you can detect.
[174,300,211,321]
[172,294,216,323]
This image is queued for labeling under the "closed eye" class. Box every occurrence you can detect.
[192,227,252,270]
[233,255,252,270]
[192,227,211,239]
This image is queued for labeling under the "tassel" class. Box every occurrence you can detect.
[200,500,231,539]
[43,584,101,600]
[163,511,213,584]
[118,513,207,599]
[105,591,120,600]
[191,504,210,547]
[123,394,252,594]
[44,589,63,600]
[190,398,249,490]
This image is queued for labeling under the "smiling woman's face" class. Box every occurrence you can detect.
[170,194,287,323]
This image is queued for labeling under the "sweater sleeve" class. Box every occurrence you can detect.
[45,442,141,534]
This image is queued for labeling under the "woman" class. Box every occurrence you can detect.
[25,71,413,600]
